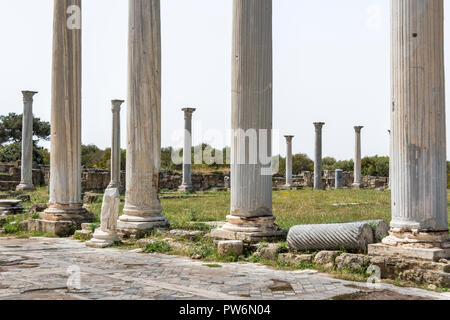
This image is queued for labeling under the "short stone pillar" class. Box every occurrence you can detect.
[40,0,93,235]
[335,169,343,189]
[369,0,449,260]
[178,108,196,192]
[16,91,38,191]
[117,0,169,239]
[313,123,325,190]
[86,188,120,248]
[211,0,285,242]
[284,135,294,187]
[352,126,364,189]
[107,100,124,190]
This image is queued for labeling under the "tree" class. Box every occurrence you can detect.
[332,160,354,172]
[361,156,389,177]
[0,113,50,145]
[81,144,105,168]
[0,142,50,165]
[322,157,337,170]
[292,153,314,174]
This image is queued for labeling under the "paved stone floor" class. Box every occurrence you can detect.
[0,237,449,300]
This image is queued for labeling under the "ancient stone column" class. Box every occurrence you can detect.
[117,0,169,239]
[313,123,325,190]
[16,91,38,191]
[335,169,343,189]
[211,0,284,242]
[178,108,196,192]
[40,0,92,235]
[388,129,392,190]
[381,0,449,251]
[284,136,294,187]
[352,126,363,189]
[108,100,124,190]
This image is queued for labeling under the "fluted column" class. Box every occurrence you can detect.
[117,0,169,238]
[352,126,363,189]
[41,0,92,231]
[388,129,392,190]
[211,0,284,242]
[384,0,448,246]
[313,123,325,190]
[284,136,294,187]
[178,108,196,192]
[16,91,37,191]
[108,100,124,190]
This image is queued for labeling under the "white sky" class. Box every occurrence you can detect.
[0,0,449,160]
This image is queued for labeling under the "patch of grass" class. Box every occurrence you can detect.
[142,240,172,254]
[204,264,222,268]
[73,232,92,241]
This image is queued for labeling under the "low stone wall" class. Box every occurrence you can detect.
[273,170,389,190]
[0,162,389,192]
[0,162,47,191]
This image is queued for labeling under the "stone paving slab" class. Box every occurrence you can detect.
[0,237,449,300]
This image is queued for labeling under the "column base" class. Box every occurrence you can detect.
[16,183,35,192]
[210,215,287,243]
[368,228,450,261]
[31,203,94,236]
[86,229,120,248]
[0,200,24,215]
[117,214,170,240]
[352,183,362,189]
[178,184,194,193]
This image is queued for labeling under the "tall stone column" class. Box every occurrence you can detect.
[178,108,196,192]
[39,0,92,235]
[313,123,325,190]
[117,0,169,239]
[108,100,124,190]
[284,136,294,187]
[370,0,449,259]
[388,129,392,190]
[211,0,284,242]
[16,91,38,191]
[352,126,363,189]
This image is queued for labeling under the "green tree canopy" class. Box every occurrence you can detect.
[0,112,50,145]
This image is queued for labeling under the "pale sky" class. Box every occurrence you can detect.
[1,0,449,160]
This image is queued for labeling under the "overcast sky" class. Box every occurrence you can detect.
[1,0,450,160]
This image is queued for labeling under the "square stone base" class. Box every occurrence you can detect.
[85,238,118,248]
[210,227,287,243]
[368,243,450,262]
[27,219,76,237]
[117,220,170,240]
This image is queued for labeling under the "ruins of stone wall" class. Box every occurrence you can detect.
[0,163,389,192]
[272,170,389,190]
[0,161,47,191]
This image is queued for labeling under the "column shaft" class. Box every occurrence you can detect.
[313,123,325,190]
[17,91,37,191]
[179,108,196,192]
[118,0,168,237]
[42,0,91,230]
[353,126,363,188]
[388,0,448,242]
[211,0,284,242]
[285,136,294,187]
[108,100,123,189]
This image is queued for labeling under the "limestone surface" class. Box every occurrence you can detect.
[1,237,447,300]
